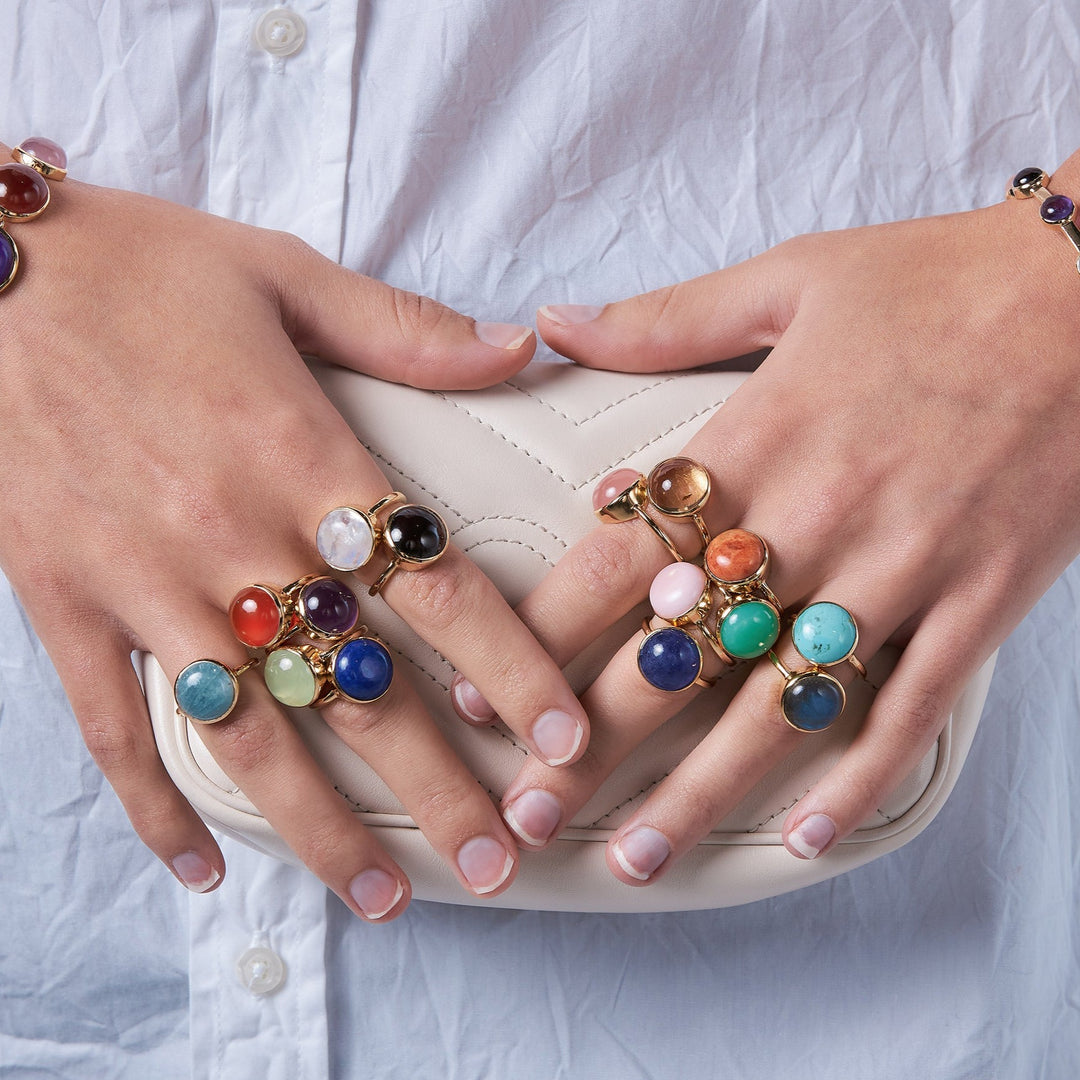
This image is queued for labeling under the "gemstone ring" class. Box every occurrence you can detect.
[790,602,866,678]
[174,657,260,725]
[593,456,713,561]
[263,631,395,708]
[770,652,848,733]
[229,575,360,649]
[769,602,865,732]
[315,493,406,573]
[637,625,718,693]
[368,503,449,596]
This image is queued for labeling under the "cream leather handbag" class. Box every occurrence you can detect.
[142,360,994,912]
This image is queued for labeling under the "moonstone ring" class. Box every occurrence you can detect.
[316,493,406,572]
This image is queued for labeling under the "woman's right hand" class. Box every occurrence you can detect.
[0,161,589,919]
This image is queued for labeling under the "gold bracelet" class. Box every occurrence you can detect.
[1008,167,1080,275]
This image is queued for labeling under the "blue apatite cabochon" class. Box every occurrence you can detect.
[792,602,857,666]
[781,673,844,732]
[175,660,238,723]
[333,637,394,702]
[637,626,702,692]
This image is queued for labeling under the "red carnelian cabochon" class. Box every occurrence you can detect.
[229,586,283,647]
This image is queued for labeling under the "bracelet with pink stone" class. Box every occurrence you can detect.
[0,136,68,293]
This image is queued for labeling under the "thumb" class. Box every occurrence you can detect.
[267,233,536,390]
[536,241,806,373]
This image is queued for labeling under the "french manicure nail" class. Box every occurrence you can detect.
[457,836,515,895]
[531,709,584,766]
[538,303,604,325]
[451,675,496,724]
[612,826,670,880]
[172,851,220,893]
[787,814,837,860]
[349,868,404,919]
[504,789,563,847]
[475,321,533,349]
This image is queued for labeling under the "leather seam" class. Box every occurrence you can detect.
[417,396,729,488]
[501,376,680,423]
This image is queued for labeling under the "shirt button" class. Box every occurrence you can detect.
[253,7,307,57]
[236,946,287,996]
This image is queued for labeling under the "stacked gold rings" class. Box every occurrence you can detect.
[593,457,712,559]
[769,602,866,732]
[638,527,784,692]
[316,494,449,595]
[262,630,395,708]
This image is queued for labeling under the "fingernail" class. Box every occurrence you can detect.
[612,826,670,880]
[531,709,585,766]
[504,789,563,847]
[172,851,220,893]
[348,868,404,919]
[457,836,515,895]
[538,303,604,325]
[451,675,496,724]
[787,814,837,860]
[475,321,533,349]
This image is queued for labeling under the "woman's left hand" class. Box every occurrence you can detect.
[472,166,1080,881]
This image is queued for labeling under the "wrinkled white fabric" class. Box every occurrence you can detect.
[2,1,1080,1077]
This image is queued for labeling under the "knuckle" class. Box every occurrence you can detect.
[575,530,641,604]
[325,694,396,744]
[888,681,946,745]
[555,741,613,791]
[389,288,458,381]
[293,816,348,875]
[81,716,142,774]
[125,797,182,845]
[410,779,473,830]
[207,713,277,776]
[399,562,469,632]
[668,779,722,838]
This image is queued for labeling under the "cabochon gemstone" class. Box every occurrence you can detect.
[705,529,766,584]
[650,561,708,621]
[0,229,16,289]
[792,602,857,666]
[265,648,319,708]
[386,505,447,563]
[637,626,702,692]
[593,468,641,512]
[782,673,844,732]
[1011,167,1045,196]
[646,457,710,515]
[19,137,67,171]
[1041,194,1075,224]
[333,636,394,702]
[0,163,49,218]
[175,660,238,723]
[300,577,359,637]
[316,506,375,571]
[718,600,779,660]
[229,586,285,648]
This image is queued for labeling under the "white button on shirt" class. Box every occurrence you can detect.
[236,945,287,996]
[253,8,307,57]
[4,2,1080,1078]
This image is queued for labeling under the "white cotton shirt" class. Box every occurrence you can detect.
[3,2,1080,1077]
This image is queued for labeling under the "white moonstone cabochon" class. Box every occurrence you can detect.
[316,506,375,571]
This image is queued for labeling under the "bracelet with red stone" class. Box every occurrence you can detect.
[0,136,67,293]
